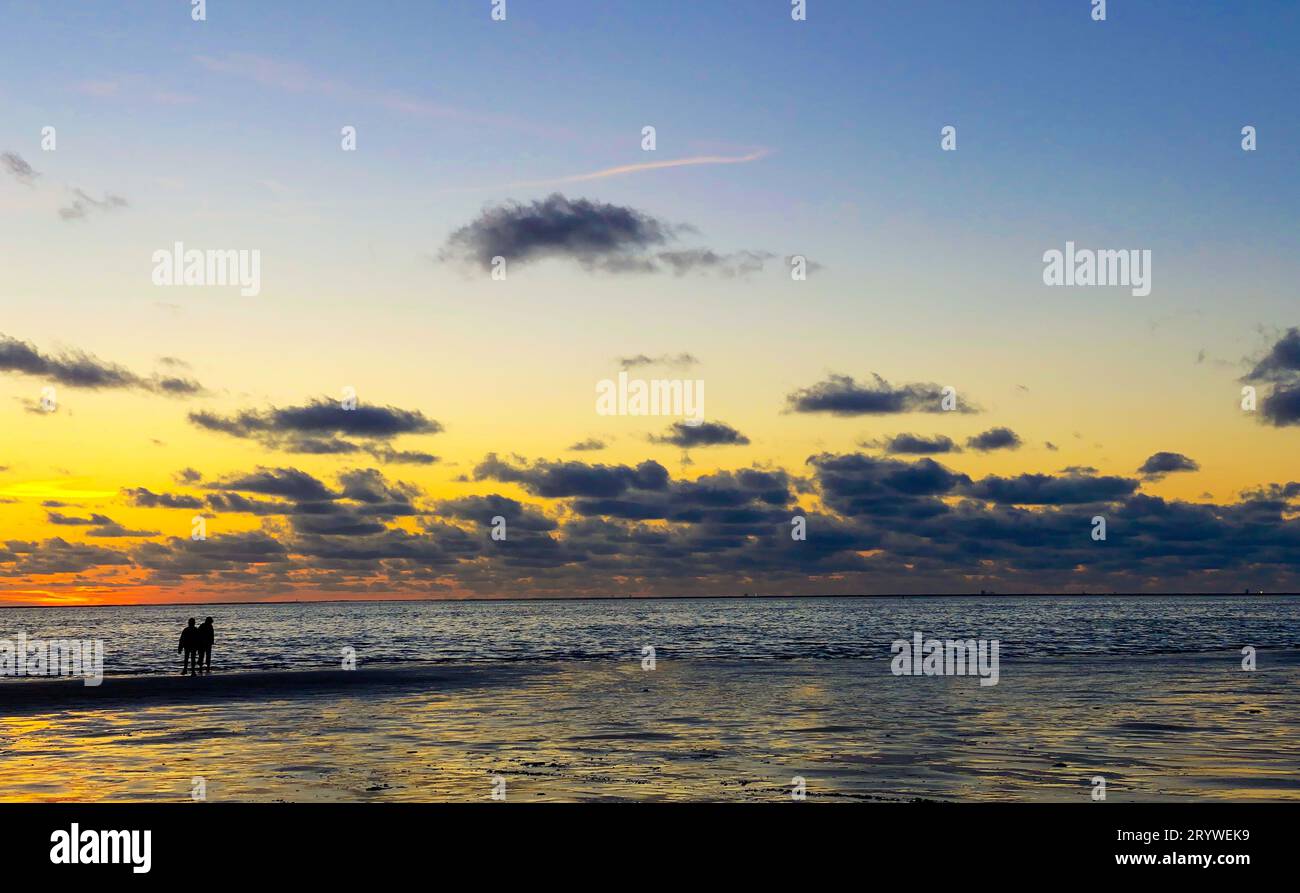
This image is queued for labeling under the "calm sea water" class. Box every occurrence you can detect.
[2,595,1297,677]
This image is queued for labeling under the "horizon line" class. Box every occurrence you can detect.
[1,591,1296,609]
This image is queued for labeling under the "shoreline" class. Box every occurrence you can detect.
[4,648,1295,712]
[3,653,1296,803]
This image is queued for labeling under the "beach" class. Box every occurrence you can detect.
[3,648,1297,802]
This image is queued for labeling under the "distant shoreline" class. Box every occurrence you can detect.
[1,592,1297,609]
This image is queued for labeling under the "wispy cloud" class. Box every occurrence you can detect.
[497,150,769,190]
[194,52,572,139]
[2,152,40,185]
[58,188,128,222]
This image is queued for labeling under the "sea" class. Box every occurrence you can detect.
[2,594,1297,677]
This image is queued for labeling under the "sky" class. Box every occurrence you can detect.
[1,0,1298,604]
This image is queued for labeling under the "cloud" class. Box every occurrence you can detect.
[435,495,558,532]
[785,373,977,416]
[439,194,775,277]
[1246,328,1300,383]
[784,255,825,276]
[46,511,110,526]
[0,538,133,577]
[1137,451,1200,480]
[617,352,699,370]
[655,248,774,278]
[15,447,1300,596]
[44,512,157,538]
[440,194,680,272]
[866,433,961,455]
[1259,381,1300,426]
[123,488,204,509]
[1245,329,1300,425]
[567,438,607,452]
[2,151,127,222]
[194,52,570,140]
[474,453,669,499]
[58,188,128,221]
[0,333,204,395]
[810,453,970,518]
[966,427,1023,452]
[2,152,40,185]
[365,445,440,465]
[206,467,337,502]
[963,472,1139,505]
[497,151,770,190]
[190,398,441,453]
[650,420,750,448]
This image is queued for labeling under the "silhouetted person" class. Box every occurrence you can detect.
[178,618,199,676]
[197,617,214,673]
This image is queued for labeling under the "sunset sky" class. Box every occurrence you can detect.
[2,0,1298,604]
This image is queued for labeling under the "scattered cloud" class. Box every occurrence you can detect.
[0,333,204,396]
[1137,451,1200,480]
[45,511,157,538]
[58,188,128,221]
[2,151,40,185]
[650,420,750,448]
[567,438,607,452]
[785,373,978,416]
[865,433,961,455]
[617,353,699,370]
[439,194,775,277]
[966,427,1023,452]
[189,398,441,454]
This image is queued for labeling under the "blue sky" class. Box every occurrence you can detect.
[2,1,1299,600]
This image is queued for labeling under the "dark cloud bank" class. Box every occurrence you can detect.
[9,448,1300,597]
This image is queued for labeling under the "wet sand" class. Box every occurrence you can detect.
[2,650,1297,802]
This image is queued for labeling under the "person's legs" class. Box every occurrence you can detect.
[202,648,211,672]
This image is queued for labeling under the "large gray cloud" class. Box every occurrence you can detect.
[963,472,1139,505]
[439,194,774,277]
[1245,329,1300,425]
[1246,328,1300,383]
[190,398,441,456]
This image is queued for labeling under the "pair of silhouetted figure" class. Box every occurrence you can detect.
[178,617,214,675]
